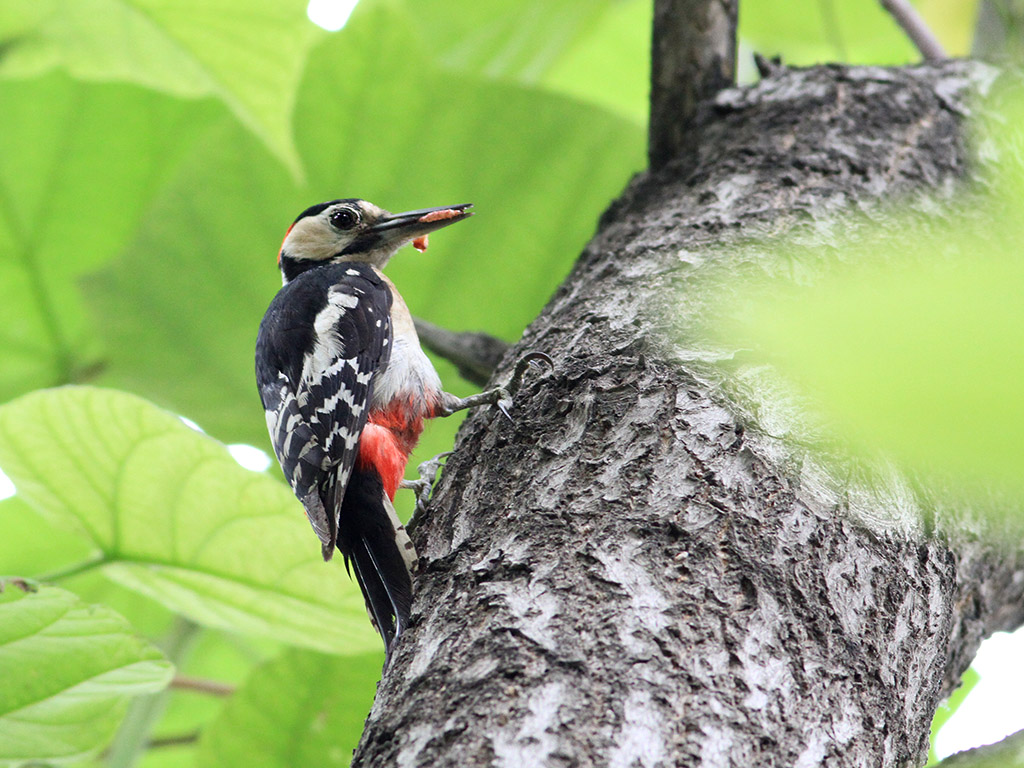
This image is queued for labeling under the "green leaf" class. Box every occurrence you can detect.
[195,648,381,768]
[393,0,616,81]
[737,251,1024,492]
[718,89,1024,496]
[0,579,172,766]
[86,7,644,447]
[298,11,645,337]
[150,628,279,766]
[0,0,320,173]
[0,74,219,404]
[0,495,94,579]
[0,387,381,654]
[387,0,650,122]
[540,0,651,122]
[86,116,295,448]
[0,498,185,651]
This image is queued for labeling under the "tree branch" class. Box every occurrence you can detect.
[170,675,236,697]
[973,0,1024,61]
[881,0,947,60]
[147,732,201,749]
[649,0,739,169]
[413,317,509,387]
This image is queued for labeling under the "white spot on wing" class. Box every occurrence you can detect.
[330,289,359,309]
[304,289,362,383]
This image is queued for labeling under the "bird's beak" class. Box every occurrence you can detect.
[370,203,474,248]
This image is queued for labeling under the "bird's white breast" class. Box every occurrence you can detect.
[372,270,441,412]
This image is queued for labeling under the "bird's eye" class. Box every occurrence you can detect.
[329,208,360,230]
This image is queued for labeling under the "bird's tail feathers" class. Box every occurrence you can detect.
[381,492,419,576]
[335,468,416,660]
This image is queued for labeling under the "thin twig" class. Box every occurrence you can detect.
[148,731,201,749]
[413,317,509,387]
[880,0,947,60]
[107,620,201,768]
[170,674,236,697]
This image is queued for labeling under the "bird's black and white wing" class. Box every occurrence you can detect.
[255,262,392,559]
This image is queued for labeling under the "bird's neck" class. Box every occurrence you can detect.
[278,252,321,283]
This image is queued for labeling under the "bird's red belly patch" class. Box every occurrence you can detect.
[357,425,407,500]
[356,398,430,500]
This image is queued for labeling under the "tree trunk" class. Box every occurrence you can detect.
[352,59,1024,768]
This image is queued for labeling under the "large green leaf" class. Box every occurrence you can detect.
[540,0,651,122]
[0,0,320,172]
[0,74,219,404]
[0,495,185,647]
[728,246,1024,493]
[299,10,645,335]
[195,648,381,768]
[0,495,93,579]
[87,7,645,448]
[393,0,616,81]
[146,628,279,768]
[86,117,295,448]
[390,0,650,123]
[0,580,172,766]
[0,495,189,667]
[0,387,380,654]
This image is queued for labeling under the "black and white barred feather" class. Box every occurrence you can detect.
[255,262,392,560]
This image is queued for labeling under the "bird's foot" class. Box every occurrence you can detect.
[438,351,553,421]
[400,451,453,515]
[506,350,554,395]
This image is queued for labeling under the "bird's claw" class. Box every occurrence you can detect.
[496,387,513,422]
[437,351,552,421]
[401,451,453,514]
[507,351,554,396]
[494,351,553,422]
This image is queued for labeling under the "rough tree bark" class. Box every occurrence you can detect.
[352,22,1024,768]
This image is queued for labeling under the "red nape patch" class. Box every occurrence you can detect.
[357,424,408,500]
[277,223,295,265]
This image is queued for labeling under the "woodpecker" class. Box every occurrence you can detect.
[255,199,515,661]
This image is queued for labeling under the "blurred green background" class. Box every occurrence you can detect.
[0,1,1006,766]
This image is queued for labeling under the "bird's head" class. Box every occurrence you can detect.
[277,199,473,282]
